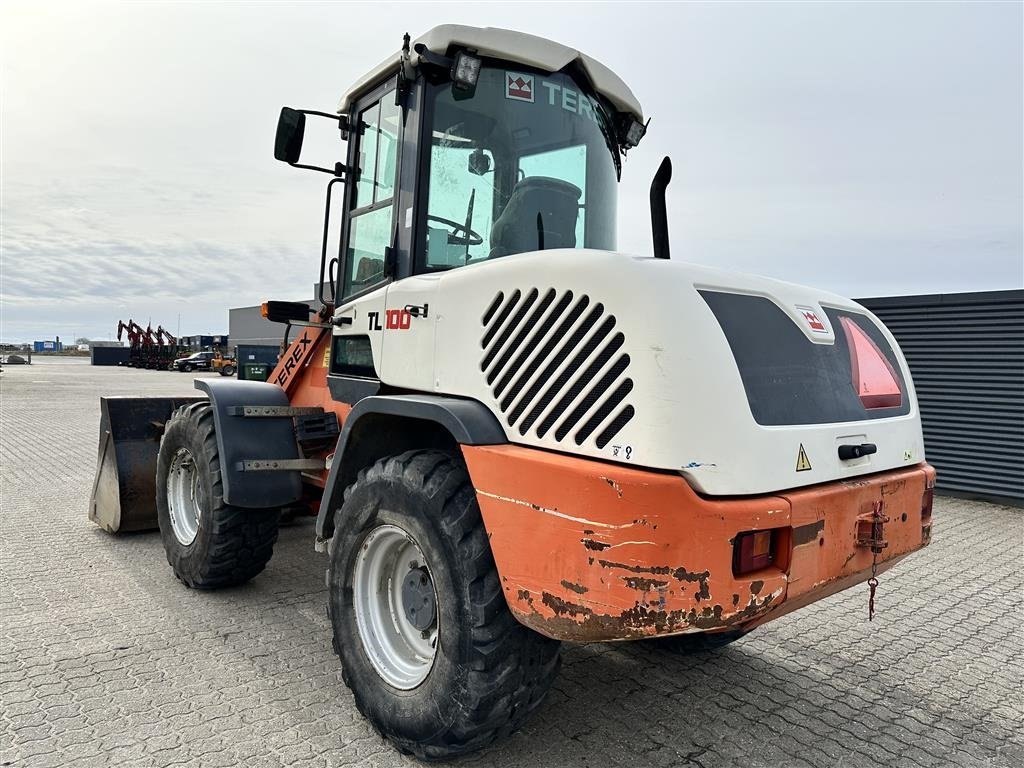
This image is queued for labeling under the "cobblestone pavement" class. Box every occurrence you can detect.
[2,357,1022,768]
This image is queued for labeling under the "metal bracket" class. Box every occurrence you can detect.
[287,319,333,330]
[227,406,324,418]
[237,459,326,472]
[855,501,890,552]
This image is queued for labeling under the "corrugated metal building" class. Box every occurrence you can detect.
[859,290,1023,506]
[229,285,328,379]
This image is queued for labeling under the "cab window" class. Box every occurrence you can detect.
[419,66,618,273]
[342,90,400,299]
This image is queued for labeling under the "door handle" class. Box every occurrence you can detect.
[404,303,429,319]
[838,443,877,460]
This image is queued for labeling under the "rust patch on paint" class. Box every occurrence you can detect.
[749,580,764,595]
[560,579,589,595]
[597,559,711,600]
[622,576,668,592]
[521,590,780,642]
[582,538,611,552]
[792,519,825,546]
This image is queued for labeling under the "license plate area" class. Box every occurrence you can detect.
[782,468,928,600]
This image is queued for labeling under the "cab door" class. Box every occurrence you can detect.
[329,79,401,404]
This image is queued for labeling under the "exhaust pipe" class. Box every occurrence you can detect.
[650,156,672,260]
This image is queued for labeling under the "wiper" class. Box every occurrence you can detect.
[565,63,622,180]
[463,189,476,263]
[590,94,622,181]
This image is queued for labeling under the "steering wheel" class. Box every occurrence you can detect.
[427,214,483,247]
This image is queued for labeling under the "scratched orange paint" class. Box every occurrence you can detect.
[463,444,933,642]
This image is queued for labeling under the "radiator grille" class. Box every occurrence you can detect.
[480,289,635,448]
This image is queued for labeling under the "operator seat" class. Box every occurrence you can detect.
[489,177,582,258]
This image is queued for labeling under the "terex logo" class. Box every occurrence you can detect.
[274,333,313,386]
[795,304,829,335]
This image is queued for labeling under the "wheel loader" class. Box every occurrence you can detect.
[89,25,936,760]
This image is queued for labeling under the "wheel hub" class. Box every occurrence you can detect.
[352,524,438,690]
[402,566,436,631]
[167,447,202,545]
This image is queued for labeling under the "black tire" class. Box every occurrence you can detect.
[648,628,751,654]
[182,363,193,372]
[220,364,235,377]
[155,402,280,589]
[328,450,561,761]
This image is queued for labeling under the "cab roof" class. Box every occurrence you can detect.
[338,24,643,121]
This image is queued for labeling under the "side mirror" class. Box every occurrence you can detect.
[275,107,306,163]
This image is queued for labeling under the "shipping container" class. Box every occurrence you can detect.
[91,347,131,366]
[236,345,280,380]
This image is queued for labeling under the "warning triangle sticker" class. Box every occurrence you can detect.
[796,444,812,472]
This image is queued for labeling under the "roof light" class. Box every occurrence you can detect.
[840,316,903,409]
[617,114,648,149]
[451,51,482,90]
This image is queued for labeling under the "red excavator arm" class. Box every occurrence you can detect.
[156,326,177,347]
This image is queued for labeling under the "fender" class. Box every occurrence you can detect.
[193,379,302,508]
[315,394,506,543]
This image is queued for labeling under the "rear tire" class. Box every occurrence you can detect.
[220,364,235,377]
[328,450,561,761]
[649,628,751,654]
[156,402,280,589]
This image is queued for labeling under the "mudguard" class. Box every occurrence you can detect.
[314,395,506,542]
[193,379,302,508]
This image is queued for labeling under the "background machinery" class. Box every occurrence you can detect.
[90,26,935,760]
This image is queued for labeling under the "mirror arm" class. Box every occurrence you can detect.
[289,161,348,178]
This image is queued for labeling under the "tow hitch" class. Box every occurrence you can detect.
[856,500,889,620]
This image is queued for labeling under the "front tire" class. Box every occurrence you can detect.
[328,450,560,761]
[220,364,235,377]
[156,402,280,589]
[182,363,193,372]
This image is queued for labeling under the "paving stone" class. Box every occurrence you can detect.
[2,357,1021,767]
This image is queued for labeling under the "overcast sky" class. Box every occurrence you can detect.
[1,1,1021,343]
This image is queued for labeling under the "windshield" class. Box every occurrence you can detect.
[420,65,618,270]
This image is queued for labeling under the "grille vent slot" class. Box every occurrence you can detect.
[480,288,635,448]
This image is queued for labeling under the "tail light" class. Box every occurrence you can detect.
[733,529,779,576]
[921,487,934,544]
[839,316,902,409]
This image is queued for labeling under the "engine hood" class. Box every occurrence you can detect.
[378,249,926,497]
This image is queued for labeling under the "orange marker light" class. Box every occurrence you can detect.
[260,302,270,319]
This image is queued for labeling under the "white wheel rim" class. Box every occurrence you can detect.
[352,524,438,690]
[167,447,201,545]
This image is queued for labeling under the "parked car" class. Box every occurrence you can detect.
[173,351,235,376]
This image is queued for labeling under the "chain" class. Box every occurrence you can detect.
[867,551,879,622]
[867,501,884,621]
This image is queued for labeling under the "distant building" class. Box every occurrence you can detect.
[33,340,63,352]
[228,284,326,380]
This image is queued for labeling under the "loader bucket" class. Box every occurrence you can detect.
[89,396,205,533]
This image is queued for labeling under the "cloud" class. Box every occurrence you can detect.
[1,2,1021,343]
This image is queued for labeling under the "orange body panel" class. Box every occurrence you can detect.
[462,444,935,642]
[268,325,350,493]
